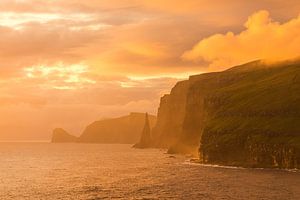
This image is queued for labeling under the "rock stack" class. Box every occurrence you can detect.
[133,113,152,148]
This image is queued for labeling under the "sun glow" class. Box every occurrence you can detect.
[0,12,104,30]
[24,63,88,77]
[24,63,96,89]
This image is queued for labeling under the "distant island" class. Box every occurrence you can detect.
[51,112,156,144]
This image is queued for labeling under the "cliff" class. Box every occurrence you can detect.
[152,60,300,169]
[78,112,156,144]
[51,128,77,143]
[151,80,190,148]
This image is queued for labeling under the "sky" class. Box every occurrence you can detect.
[0,0,299,140]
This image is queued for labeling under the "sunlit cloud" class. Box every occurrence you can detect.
[182,10,300,70]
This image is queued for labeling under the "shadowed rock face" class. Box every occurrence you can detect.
[78,113,156,144]
[152,60,300,168]
[51,128,77,143]
[133,113,152,148]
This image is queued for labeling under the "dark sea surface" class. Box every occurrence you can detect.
[0,143,299,200]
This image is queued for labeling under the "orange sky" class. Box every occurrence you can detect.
[0,0,299,140]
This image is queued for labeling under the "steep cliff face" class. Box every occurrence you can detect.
[51,128,77,143]
[152,60,300,168]
[151,80,189,147]
[78,113,156,144]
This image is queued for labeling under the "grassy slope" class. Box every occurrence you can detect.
[200,61,300,165]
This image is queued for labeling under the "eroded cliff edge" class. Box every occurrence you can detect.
[151,60,300,169]
[51,128,77,143]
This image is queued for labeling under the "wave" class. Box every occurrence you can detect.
[183,159,299,173]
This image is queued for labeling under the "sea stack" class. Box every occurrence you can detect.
[133,113,152,148]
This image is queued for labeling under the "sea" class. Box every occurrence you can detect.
[0,143,299,200]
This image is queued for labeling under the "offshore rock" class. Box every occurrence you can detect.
[133,113,152,148]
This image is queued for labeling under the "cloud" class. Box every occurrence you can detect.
[2,1,300,76]
[182,10,300,70]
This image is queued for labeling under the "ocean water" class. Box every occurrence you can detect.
[0,143,299,200]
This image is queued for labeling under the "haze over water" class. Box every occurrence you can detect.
[1,143,299,200]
